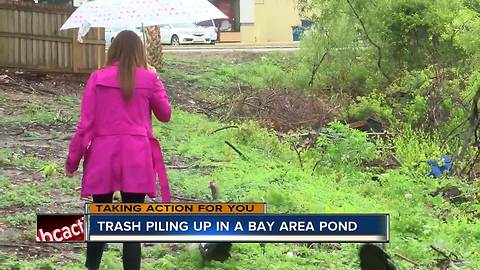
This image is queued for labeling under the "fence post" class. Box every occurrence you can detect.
[71,28,78,73]
[95,28,101,69]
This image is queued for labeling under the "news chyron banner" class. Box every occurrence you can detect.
[36,203,265,243]
[37,203,389,243]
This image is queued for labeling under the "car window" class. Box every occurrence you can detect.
[196,20,213,27]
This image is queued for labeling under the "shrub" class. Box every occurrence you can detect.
[345,92,394,123]
[314,121,377,167]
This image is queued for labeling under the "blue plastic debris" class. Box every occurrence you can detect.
[427,155,452,178]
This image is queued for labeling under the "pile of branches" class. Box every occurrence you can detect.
[220,86,342,133]
[0,70,86,96]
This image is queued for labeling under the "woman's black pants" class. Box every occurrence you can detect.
[85,192,145,270]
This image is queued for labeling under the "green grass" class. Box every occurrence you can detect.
[0,254,59,270]
[0,181,51,208]
[0,102,55,125]
[47,177,79,196]
[160,53,300,91]
[0,149,68,179]
[0,149,45,170]
[0,174,51,210]
[2,212,36,226]
[0,95,78,125]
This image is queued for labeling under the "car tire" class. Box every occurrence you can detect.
[171,35,180,46]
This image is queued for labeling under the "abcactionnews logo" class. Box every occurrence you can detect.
[36,216,84,242]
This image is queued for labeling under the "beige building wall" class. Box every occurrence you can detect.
[240,0,301,43]
[240,23,256,43]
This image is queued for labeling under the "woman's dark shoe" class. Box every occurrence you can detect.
[359,244,397,270]
[199,242,232,265]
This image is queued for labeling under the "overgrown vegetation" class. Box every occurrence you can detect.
[154,1,480,267]
[160,0,480,177]
[288,0,480,145]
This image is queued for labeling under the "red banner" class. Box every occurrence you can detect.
[36,214,85,242]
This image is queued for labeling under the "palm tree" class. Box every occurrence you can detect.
[145,26,163,71]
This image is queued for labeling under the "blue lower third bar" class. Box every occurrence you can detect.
[87,214,389,243]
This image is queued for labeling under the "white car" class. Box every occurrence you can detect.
[160,23,211,45]
[196,19,218,44]
[105,27,144,46]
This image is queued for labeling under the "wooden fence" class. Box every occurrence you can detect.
[0,0,105,73]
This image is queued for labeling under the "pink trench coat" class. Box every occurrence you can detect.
[65,64,172,202]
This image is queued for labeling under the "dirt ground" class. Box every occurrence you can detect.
[0,71,86,261]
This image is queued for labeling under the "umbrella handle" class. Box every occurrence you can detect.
[142,23,146,45]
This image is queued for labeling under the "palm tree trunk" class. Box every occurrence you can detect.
[145,26,163,70]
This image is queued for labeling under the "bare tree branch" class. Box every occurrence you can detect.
[346,0,389,80]
[309,51,329,87]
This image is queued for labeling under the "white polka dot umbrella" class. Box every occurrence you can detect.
[60,0,227,41]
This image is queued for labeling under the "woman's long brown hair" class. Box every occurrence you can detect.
[106,30,148,100]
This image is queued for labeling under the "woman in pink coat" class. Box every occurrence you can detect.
[65,30,171,270]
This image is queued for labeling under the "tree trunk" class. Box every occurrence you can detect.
[145,26,163,70]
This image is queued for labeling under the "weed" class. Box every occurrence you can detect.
[0,149,45,170]
[0,182,50,208]
[3,212,36,226]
